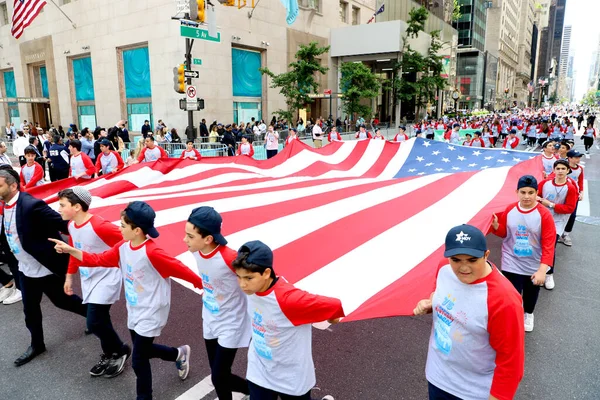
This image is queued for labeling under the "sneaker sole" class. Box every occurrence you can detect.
[90,370,107,377]
[525,326,534,332]
[3,297,22,305]
[178,345,191,381]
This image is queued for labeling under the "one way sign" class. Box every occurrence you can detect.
[184,70,199,79]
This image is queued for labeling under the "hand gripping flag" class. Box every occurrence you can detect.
[11,0,47,39]
[30,138,542,322]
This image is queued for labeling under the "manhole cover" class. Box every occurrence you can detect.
[576,216,600,226]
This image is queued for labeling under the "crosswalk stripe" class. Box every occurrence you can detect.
[175,375,214,400]
[577,179,591,217]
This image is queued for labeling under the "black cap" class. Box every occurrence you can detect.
[99,139,111,147]
[238,240,273,268]
[124,201,160,238]
[554,159,570,170]
[567,149,583,158]
[444,225,487,258]
[398,125,406,130]
[510,128,517,134]
[453,123,460,128]
[187,206,227,245]
[517,175,538,190]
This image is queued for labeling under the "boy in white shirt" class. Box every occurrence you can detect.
[19,146,45,189]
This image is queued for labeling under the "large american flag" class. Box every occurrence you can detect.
[30,138,542,322]
[11,0,47,39]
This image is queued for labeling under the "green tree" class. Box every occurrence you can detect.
[581,89,598,106]
[259,42,330,122]
[339,62,383,121]
[392,7,447,120]
[452,0,462,21]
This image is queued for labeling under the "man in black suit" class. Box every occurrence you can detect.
[0,169,88,366]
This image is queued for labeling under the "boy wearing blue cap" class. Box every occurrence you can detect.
[95,139,125,176]
[491,175,556,331]
[232,240,345,400]
[50,201,203,400]
[183,206,251,400]
[57,187,131,378]
[414,225,524,400]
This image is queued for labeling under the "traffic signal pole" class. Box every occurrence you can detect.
[185,28,195,138]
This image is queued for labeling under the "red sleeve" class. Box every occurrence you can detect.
[249,145,254,157]
[24,164,44,189]
[235,147,241,156]
[137,148,147,163]
[19,170,26,188]
[578,168,584,192]
[89,216,123,247]
[159,146,168,158]
[219,246,238,273]
[114,151,125,171]
[275,281,345,326]
[491,204,513,238]
[82,153,96,176]
[502,141,507,149]
[327,133,331,142]
[95,156,102,174]
[367,133,372,139]
[539,207,556,266]
[487,274,525,400]
[511,138,519,148]
[81,242,124,268]
[194,149,201,159]
[67,228,82,274]
[146,241,203,288]
[553,182,578,214]
[180,150,186,159]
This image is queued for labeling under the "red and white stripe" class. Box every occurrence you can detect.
[11,0,47,39]
[31,139,539,322]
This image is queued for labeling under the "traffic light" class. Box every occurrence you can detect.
[217,0,236,5]
[189,0,206,23]
[173,64,185,94]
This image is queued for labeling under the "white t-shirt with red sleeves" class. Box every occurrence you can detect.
[68,215,123,304]
[569,165,584,192]
[394,133,409,142]
[246,278,345,396]
[97,151,123,175]
[193,246,251,349]
[426,264,524,400]
[540,153,557,176]
[539,178,578,235]
[138,146,167,163]
[493,202,556,275]
[70,152,95,179]
[238,142,253,155]
[82,239,203,337]
[181,149,201,159]
[20,163,44,187]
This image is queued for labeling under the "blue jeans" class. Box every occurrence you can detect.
[130,330,178,400]
[428,382,462,400]
[87,303,125,356]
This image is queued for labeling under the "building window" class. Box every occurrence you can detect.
[232,48,262,125]
[122,47,153,131]
[340,1,347,23]
[72,56,97,129]
[233,102,262,126]
[3,70,20,126]
[352,6,360,25]
[0,2,8,26]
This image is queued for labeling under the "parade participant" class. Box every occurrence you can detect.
[19,146,45,189]
[470,131,485,147]
[95,139,125,176]
[327,126,342,142]
[564,121,575,143]
[136,136,168,163]
[582,122,596,154]
[491,176,556,332]
[180,140,202,160]
[312,119,323,148]
[233,240,344,400]
[449,123,460,145]
[286,128,299,146]
[69,139,96,180]
[372,128,385,140]
[414,224,524,400]
[48,135,70,182]
[265,125,280,159]
[482,125,493,148]
[559,150,585,247]
[0,169,88,366]
[236,136,255,157]
[57,187,131,377]
[540,141,558,179]
[50,201,203,400]
[184,207,251,400]
[393,126,409,142]
[502,129,520,149]
[526,122,538,147]
[355,125,372,141]
[462,133,472,146]
[537,159,578,290]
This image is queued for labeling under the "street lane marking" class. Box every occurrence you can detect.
[578,179,590,217]
[175,375,214,400]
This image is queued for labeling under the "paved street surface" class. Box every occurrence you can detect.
[0,138,599,400]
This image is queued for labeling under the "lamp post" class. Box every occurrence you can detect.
[452,90,460,114]
[504,87,509,111]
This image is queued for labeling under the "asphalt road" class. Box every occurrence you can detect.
[0,139,598,400]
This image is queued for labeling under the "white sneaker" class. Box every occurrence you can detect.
[322,396,335,400]
[524,313,534,332]
[562,233,572,246]
[0,285,14,302]
[3,288,22,304]
[544,274,555,290]
[175,345,190,381]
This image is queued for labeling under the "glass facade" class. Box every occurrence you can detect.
[3,70,20,125]
[232,48,262,125]
[457,51,485,109]
[122,47,152,131]
[454,0,486,51]
[73,56,96,129]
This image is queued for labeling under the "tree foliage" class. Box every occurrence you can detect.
[259,42,330,122]
[393,7,447,119]
[452,0,462,21]
[339,62,383,120]
[581,90,598,106]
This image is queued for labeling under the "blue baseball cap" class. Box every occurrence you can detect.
[443,224,487,258]
[124,201,160,238]
[517,175,538,190]
[238,240,273,269]
[187,206,227,246]
[99,138,111,147]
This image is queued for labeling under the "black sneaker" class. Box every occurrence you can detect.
[104,344,131,378]
[90,354,110,377]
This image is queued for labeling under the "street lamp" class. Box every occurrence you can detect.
[452,90,460,113]
[504,88,509,110]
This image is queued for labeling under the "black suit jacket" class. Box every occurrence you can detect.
[0,192,70,277]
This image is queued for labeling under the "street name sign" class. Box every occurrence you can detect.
[180,26,221,43]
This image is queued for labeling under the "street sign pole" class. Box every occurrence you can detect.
[184,14,196,140]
